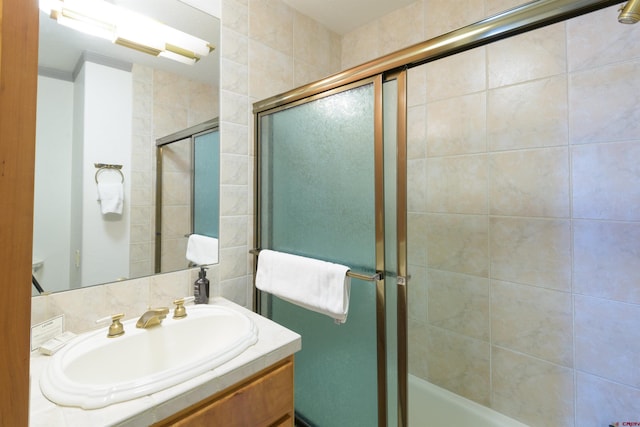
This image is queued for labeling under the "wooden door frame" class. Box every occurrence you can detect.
[0,0,39,424]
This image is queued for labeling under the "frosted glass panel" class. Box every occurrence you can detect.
[193,130,219,238]
[260,82,377,426]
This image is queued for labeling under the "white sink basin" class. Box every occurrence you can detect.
[40,304,258,409]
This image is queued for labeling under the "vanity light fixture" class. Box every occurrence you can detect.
[39,0,214,65]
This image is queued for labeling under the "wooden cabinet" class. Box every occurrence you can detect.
[154,356,294,427]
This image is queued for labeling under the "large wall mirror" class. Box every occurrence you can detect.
[32,0,220,294]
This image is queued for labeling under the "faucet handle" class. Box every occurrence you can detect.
[96,313,125,338]
[173,296,195,319]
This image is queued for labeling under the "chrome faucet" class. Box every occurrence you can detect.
[136,307,169,329]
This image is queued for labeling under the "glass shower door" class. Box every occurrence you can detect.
[257,78,383,426]
[193,129,219,238]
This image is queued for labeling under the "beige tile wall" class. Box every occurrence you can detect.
[220,0,341,308]
[31,269,197,334]
[340,1,640,425]
[158,141,192,272]
[129,66,219,278]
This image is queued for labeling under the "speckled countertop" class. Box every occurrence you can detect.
[29,297,301,427]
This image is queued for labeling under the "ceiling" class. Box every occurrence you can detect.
[283,0,417,34]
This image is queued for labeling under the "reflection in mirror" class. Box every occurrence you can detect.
[155,119,220,273]
[33,0,220,294]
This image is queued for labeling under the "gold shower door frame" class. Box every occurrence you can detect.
[254,74,406,427]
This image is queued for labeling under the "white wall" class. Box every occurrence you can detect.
[78,61,133,286]
[178,0,220,18]
[34,76,74,293]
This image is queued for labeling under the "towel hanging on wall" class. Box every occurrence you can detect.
[96,182,124,215]
[94,163,124,215]
[186,234,219,265]
[255,249,351,324]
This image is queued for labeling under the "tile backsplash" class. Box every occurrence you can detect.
[31,268,209,335]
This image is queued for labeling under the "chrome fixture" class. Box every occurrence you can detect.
[136,307,169,328]
[619,0,640,23]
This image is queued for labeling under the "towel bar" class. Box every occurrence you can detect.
[250,249,382,282]
[345,270,382,282]
[94,163,124,183]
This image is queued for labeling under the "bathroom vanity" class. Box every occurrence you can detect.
[29,298,301,426]
[154,356,293,426]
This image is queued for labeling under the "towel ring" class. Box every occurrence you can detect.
[94,166,124,184]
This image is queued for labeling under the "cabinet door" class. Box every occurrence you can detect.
[159,357,294,427]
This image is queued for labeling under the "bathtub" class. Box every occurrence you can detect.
[408,375,529,426]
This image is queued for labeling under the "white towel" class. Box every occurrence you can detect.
[186,234,219,265]
[255,250,351,324]
[96,182,124,215]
